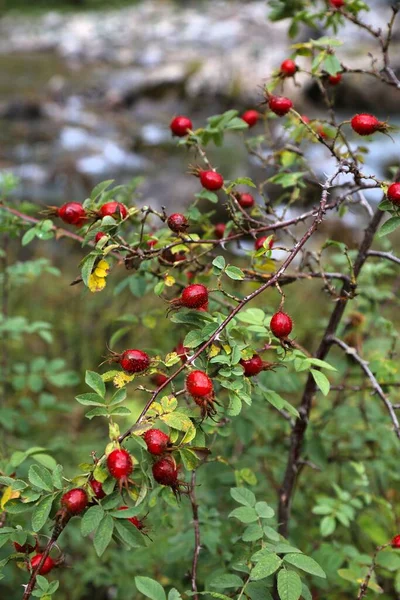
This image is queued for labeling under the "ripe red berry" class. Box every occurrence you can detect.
[328,73,342,85]
[143,429,170,455]
[270,311,293,338]
[255,236,274,251]
[240,354,265,377]
[61,488,88,515]
[214,223,226,239]
[387,182,400,206]
[280,59,297,77]
[181,284,208,309]
[175,342,188,363]
[152,456,179,487]
[268,95,293,116]
[30,554,55,575]
[392,535,400,548]
[89,478,106,500]
[241,110,259,127]
[238,193,255,209]
[57,202,87,226]
[170,115,193,137]
[330,0,344,7]
[167,213,188,233]
[351,114,385,136]
[120,349,150,373]
[95,232,106,243]
[161,248,186,263]
[99,201,128,219]
[118,506,145,530]
[14,542,35,554]
[199,170,224,191]
[152,373,169,387]
[186,370,213,397]
[107,448,133,480]
[147,238,157,248]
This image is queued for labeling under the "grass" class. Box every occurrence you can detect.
[0,0,141,14]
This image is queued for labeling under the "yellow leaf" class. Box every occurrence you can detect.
[222,344,232,355]
[88,274,106,293]
[181,423,196,444]
[208,344,221,358]
[256,258,276,273]
[97,259,110,272]
[149,402,163,415]
[1,486,20,509]
[94,267,108,278]
[160,395,178,413]
[113,372,135,388]
[164,352,181,367]
[164,275,175,287]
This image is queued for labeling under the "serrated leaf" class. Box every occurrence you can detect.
[310,370,330,396]
[81,505,104,537]
[32,495,53,532]
[229,506,258,523]
[277,569,302,600]
[209,574,243,588]
[212,256,226,270]
[93,514,114,557]
[255,501,274,519]
[225,266,245,280]
[85,407,109,419]
[109,406,131,416]
[135,576,166,600]
[161,412,193,432]
[81,253,97,287]
[115,519,145,548]
[250,554,282,580]
[378,216,400,237]
[75,393,105,407]
[179,448,199,471]
[28,465,53,492]
[230,487,256,507]
[242,523,264,542]
[91,179,114,201]
[109,388,127,405]
[85,371,106,397]
[283,554,326,578]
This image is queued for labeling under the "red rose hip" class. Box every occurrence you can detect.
[180,284,208,309]
[241,110,259,127]
[214,223,226,239]
[268,96,293,116]
[143,429,170,455]
[240,354,265,377]
[58,202,87,226]
[238,193,255,209]
[152,456,179,487]
[99,201,128,219]
[330,0,344,7]
[280,59,297,77]
[118,506,145,530]
[119,349,150,373]
[89,479,106,500]
[186,370,213,397]
[392,535,400,548]
[170,115,193,137]
[387,182,400,206]
[95,232,107,243]
[351,114,385,136]
[255,236,274,251]
[30,554,56,575]
[167,213,188,233]
[61,488,88,515]
[328,73,342,85]
[199,170,224,191]
[107,448,133,480]
[270,311,293,338]
[14,541,35,554]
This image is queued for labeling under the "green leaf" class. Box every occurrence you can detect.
[32,495,53,532]
[242,523,264,542]
[323,54,341,75]
[225,266,245,280]
[0,477,27,490]
[277,569,302,600]
[81,505,104,537]
[81,253,97,287]
[22,228,37,246]
[161,412,193,432]
[93,514,114,557]
[195,190,218,203]
[115,519,145,548]
[320,515,336,536]
[179,448,199,471]
[135,576,166,600]
[109,406,131,416]
[230,487,256,507]
[310,370,330,396]
[28,465,53,492]
[283,554,326,578]
[109,388,127,406]
[85,407,109,419]
[255,502,275,519]
[250,554,282,580]
[91,179,114,201]
[75,393,105,407]
[229,506,258,523]
[306,358,336,371]
[209,574,243,588]
[378,216,400,237]
[85,371,106,398]
[168,589,182,600]
[212,256,226,270]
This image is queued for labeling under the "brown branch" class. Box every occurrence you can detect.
[189,471,201,600]
[277,206,384,537]
[329,336,400,439]
[367,250,400,266]
[357,543,389,600]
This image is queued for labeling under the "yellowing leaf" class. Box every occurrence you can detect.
[97,260,110,272]
[1,486,20,509]
[94,267,108,278]
[113,372,135,388]
[164,352,181,367]
[160,396,178,413]
[164,275,175,287]
[208,344,221,358]
[88,274,107,292]
[222,344,232,355]
[256,259,276,273]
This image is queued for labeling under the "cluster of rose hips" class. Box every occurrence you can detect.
[54,200,128,228]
